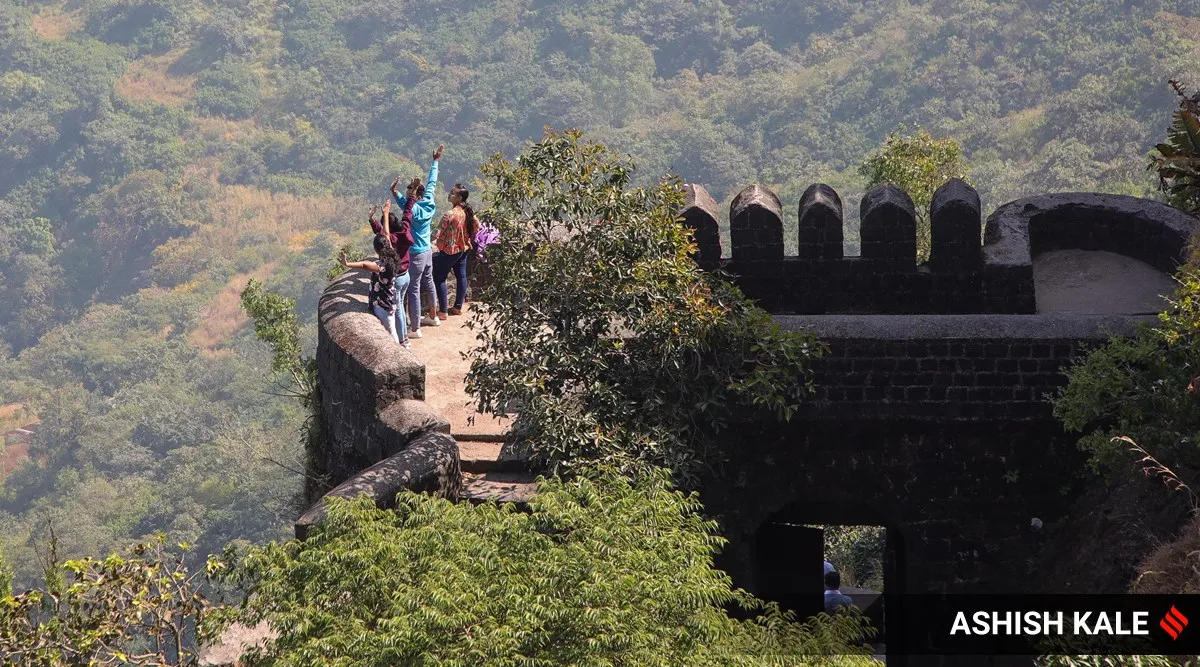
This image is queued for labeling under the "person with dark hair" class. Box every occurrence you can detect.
[343,197,415,349]
[431,183,475,318]
[823,570,854,615]
[391,144,443,339]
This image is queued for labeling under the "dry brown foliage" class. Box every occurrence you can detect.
[171,183,358,350]
[0,441,31,483]
[189,263,278,353]
[1131,513,1200,594]
[114,50,196,107]
[30,4,82,41]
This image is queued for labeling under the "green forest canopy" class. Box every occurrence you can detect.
[0,0,1198,584]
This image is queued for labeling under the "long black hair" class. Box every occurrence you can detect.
[373,234,401,274]
[451,183,478,239]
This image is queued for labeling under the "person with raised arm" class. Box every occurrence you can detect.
[344,195,416,349]
[391,144,443,339]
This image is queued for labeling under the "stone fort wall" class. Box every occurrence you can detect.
[683,179,1198,600]
[307,176,1197,600]
[683,180,1194,314]
[298,270,461,539]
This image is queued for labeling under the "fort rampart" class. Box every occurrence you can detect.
[307,178,1197,607]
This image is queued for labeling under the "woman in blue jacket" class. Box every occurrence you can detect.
[391,144,443,339]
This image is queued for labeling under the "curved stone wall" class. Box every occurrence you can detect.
[300,269,461,538]
[983,191,1196,274]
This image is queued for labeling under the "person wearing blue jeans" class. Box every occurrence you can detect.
[391,271,411,344]
[431,184,476,316]
[341,235,407,347]
[350,196,415,349]
[432,251,467,313]
[392,144,443,338]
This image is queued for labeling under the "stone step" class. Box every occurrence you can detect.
[461,471,538,505]
[458,439,528,473]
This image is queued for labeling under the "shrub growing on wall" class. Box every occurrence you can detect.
[1054,265,1200,485]
[465,129,826,487]
[1149,79,1200,216]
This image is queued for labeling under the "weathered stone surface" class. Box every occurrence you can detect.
[860,183,917,262]
[309,269,474,533]
[379,399,451,453]
[317,270,429,485]
[775,312,1151,422]
[295,431,461,540]
[797,183,843,260]
[983,192,1196,272]
[682,183,722,267]
[930,178,982,271]
[461,471,538,504]
[705,419,1083,598]
[729,184,784,262]
[676,189,1198,598]
[708,189,1196,315]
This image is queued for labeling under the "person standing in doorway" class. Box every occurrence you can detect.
[823,570,854,615]
[392,144,443,338]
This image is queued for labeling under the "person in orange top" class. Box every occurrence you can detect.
[431,184,478,318]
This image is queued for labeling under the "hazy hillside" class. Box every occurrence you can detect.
[0,0,1197,583]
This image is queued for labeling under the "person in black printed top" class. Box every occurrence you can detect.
[342,197,415,348]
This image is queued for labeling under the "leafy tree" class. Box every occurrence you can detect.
[85,0,188,55]
[466,130,825,487]
[195,58,262,120]
[90,170,193,298]
[240,279,324,501]
[0,534,225,665]
[1149,80,1200,215]
[858,128,971,263]
[239,280,314,403]
[823,525,885,591]
[217,468,876,666]
[1053,265,1200,483]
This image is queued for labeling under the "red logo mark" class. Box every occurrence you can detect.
[1161,606,1189,640]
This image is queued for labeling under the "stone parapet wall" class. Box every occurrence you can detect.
[305,270,460,538]
[684,183,1195,315]
[778,313,1153,422]
[296,430,460,540]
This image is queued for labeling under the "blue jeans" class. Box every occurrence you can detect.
[373,304,400,344]
[406,250,434,331]
[392,271,410,342]
[433,251,468,312]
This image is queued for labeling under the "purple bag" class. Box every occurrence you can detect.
[473,223,499,263]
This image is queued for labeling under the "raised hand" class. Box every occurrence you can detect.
[433,144,444,161]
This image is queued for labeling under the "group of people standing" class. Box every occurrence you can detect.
[340,144,493,349]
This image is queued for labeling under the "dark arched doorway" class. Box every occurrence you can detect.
[752,500,906,660]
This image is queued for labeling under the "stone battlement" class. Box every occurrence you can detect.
[682,181,1195,314]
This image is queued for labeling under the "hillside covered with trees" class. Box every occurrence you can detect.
[1,0,1198,589]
